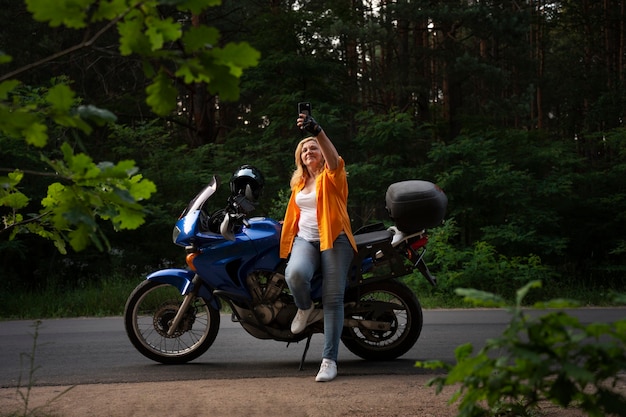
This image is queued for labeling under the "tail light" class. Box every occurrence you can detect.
[406,235,428,261]
[410,235,428,250]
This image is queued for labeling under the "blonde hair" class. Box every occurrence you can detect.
[289,137,325,188]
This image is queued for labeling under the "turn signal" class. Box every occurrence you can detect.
[186,252,198,272]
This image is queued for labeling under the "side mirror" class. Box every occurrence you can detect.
[220,214,235,241]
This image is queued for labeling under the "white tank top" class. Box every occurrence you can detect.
[296,190,319,241]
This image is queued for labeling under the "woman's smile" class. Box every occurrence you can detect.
[301,142,322,168]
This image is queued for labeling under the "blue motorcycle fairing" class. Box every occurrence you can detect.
[242,218,282,269]
[146,268,220,310]
[243,217,328,300]
[189,218,283,301]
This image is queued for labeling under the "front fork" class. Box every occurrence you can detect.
[167,274,202,337]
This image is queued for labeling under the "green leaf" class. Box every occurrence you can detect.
[414,359,447,371]
[60,142,100,179]
[93,0,128,21]
[175,58,212,84]
[158,0,189,5]
[24,223,68,254]
[45,85,93,133]
[0,192,29,209]
[52,235,68,254]
[145,16,181,50]
[561,363,595,385]
[46,84,75,112]
[0,51,12,64]
[23,122,48,147]
[182,26,220,52]
[1,171,25,187]
[112,205,146,230]
[0,80,20,99]
[53,113,93,133]
[25,0,91,28]
[146,70,178,115]
[117,11,151,56]
[533,298,580,309]
[454,342,475,361]
[42,182,67,209]
[585,322,611,338]
[447,352,491,384]
[99,160,138,178]
[515,280,542,306]
[0,107,48,147]
[204,65,240,100]
[63,205,98,229]
[212,42,261,77]
[68,222,94,251]
[128,175,157,200]
[548,373,576,406]
[174,0,222,14]
[455,287,506,307]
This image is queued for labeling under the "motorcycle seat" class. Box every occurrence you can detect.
[354,230,393,249]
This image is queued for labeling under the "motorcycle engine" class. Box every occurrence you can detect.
[246,271,288,325]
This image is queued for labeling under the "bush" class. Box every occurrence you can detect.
[405,219,554,304]
[416,281,626,417]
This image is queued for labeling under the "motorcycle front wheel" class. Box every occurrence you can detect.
[124,280,220,364]
[341,279,423,361]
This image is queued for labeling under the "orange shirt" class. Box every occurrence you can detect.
[280,157,357,258]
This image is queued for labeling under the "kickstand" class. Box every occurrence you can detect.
[298,334,313,371]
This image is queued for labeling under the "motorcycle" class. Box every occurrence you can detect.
[124,166,447,367]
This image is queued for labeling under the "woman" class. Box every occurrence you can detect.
[280,113,357,382]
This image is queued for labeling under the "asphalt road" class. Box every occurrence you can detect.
[1,308,624,388]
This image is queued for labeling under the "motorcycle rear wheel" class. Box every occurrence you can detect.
[124,280,220,364]
[341,279,423,361]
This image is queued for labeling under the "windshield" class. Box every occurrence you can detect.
[179,176,220,219]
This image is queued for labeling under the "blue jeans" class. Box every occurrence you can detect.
[285,234,354,362]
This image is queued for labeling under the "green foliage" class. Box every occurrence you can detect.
[559,129,626,282]
[0,79,157,253]
[346,110,434,226]
[349,110,428,198]
[0,273,144,319]
[38,142,157,252]
[20,0,260,114]
[145,70,179,116]
[426,130,577,258]
[405,219,553,303]
[416,281,626,417]
[421,126,626,286]
[267,187,291,220]
[1,0,625,301]
[1,0,260,253]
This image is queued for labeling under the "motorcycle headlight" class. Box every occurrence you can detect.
[172,225,181,244]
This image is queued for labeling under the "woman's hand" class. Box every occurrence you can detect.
[297,113,322,136]
[296,113,339,170]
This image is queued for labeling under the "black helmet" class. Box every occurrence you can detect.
[229,165,264,203]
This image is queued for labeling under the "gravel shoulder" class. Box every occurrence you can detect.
[0,374,594,417]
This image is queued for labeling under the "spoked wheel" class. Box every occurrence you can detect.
[124,280,220,364]
[341,279,423,360]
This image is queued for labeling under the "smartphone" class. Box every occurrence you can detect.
[298,102,312,116]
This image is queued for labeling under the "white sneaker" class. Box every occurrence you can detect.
[291,305,320,334]
[315,358,337,382]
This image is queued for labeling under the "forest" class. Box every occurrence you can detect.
[1,0,625,307]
